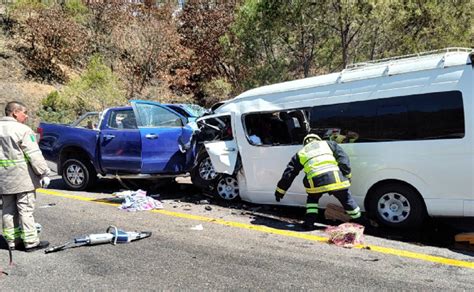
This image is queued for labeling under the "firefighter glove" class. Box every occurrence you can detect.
[275,191,284,202]
[40,176,50,188]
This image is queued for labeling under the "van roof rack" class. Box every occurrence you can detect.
[346,47,473,70]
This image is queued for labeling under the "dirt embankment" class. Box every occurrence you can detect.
[0,16,56,125]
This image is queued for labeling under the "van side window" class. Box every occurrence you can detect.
[409,92,464,139]
[309,90,464,143]
[244,110,310,146]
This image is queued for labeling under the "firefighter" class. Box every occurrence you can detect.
[274,133,363,230]
[0,101,50,251]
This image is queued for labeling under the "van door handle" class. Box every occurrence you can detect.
[145,134,158,139]
[103,134,115,140]
[223,147,235,152]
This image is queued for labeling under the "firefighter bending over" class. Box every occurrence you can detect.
[274,133,363,230]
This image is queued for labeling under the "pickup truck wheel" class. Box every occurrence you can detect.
[62,158,97,191]
[367,183,426,229]
[215,175,239,201]
[191,152,219,189]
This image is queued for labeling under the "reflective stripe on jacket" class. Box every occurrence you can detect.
[0,117,50,194]
[298,141,340,179]
[276,140,352,195]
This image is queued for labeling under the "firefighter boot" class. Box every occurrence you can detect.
[303,213,318,231]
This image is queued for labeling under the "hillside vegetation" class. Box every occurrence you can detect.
[0,0,471,125]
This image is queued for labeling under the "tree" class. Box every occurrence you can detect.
[39,55,126,123]
[229,0,333,89]
[177,0,239,105]
[320,0,375,69]
[229,0,473,91]
[111,4,188,99]
[13,5,89,82]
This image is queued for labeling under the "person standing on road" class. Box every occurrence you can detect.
[274,133,363,230]
[0,101,50,251]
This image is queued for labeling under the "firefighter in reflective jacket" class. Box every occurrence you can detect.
[0,101,50,251]
[275,133,362,230]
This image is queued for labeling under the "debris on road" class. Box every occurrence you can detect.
[45,225,152,254]
[242,210,302,225]
[325,223,365,248]
[114,189,163,211]
[205,206,212,211]
[38,203,56,208]
[324,204,351,223]
[191,224,204,231]
[455,233,474,245]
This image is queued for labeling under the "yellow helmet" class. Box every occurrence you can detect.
[303,134,321,145]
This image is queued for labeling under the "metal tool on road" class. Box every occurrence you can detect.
[44,225,152,254]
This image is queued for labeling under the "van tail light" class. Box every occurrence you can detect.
[36,127,43,141]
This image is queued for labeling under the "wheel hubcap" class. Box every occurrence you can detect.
[216,176,239,200]
[377,192,410,223]
[66,164,85,186]
[199,157,217,181]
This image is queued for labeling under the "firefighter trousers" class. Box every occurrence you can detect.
[304,189,361,226]
[2,191,40,249]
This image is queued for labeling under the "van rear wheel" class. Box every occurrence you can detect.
[367,183,426,229]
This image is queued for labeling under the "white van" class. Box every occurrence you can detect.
[192,48,474,228]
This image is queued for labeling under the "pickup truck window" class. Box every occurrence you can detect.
[108,109,137,129]
[135,103,182,127]
[74,112,100,129]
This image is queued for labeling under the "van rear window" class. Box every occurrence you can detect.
[309,90,464,143]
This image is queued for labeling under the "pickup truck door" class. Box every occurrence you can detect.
[99,108,142,173]
[132,101,191,174]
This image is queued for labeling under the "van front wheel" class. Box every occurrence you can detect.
[215,175,239,201]
[367,183,426,229]
[191,152,219,187]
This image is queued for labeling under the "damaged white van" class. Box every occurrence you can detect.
[191,48,474,228]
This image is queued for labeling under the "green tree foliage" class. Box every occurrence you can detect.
[380,1,472,54]
[5,0,472,111]
[63,0,89,24]
[229,0,472,91]
[39,55,126,123]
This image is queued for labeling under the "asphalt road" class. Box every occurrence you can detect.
[1,177,473,290]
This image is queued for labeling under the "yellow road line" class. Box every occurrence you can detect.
[37,189,474,269]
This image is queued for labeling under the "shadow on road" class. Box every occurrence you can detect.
[31,177,474,256]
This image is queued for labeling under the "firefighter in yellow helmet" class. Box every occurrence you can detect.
[275,133,362,230]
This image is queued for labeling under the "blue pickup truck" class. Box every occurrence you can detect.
[38,100,198,190]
